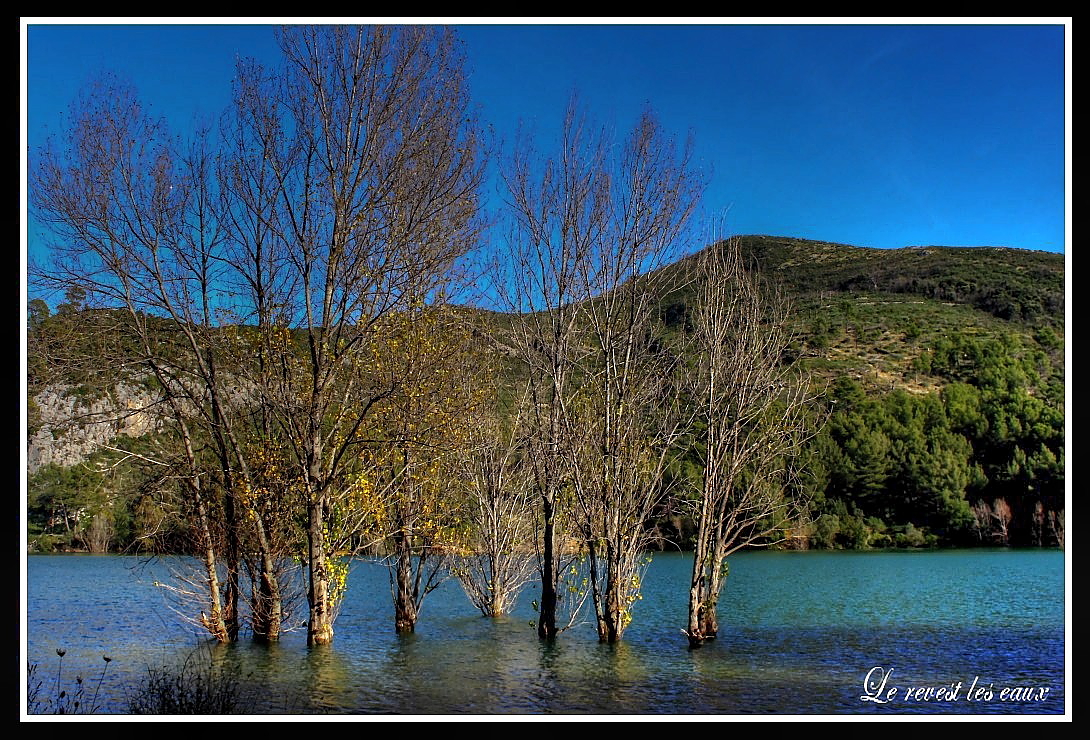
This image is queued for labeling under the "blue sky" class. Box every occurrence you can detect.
[22,19,1069,270]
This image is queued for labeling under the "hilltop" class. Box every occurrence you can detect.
[650,235,1064,395]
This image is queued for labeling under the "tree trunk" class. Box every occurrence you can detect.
[687,513,727,648]
[394,532,418,634]
[488,554,503,618]
[252,537,282,643]
[702,558,724,640]
[599,538,631,644]
[588,539,624,643]
[602,556,623,644]
[306,491,334,646]
[700,594,721,640]
[222,484,241,643]
[177,407,233,644]
[692,556,727,648]
[687,527,711,648]
[537,494,559,639]
[195,488,231,644]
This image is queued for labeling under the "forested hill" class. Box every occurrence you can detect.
[26,236,1066,552]
[667,235,1065,550]
[506,235,1065,550]
[652,235,1065,330]
[654,235,1064,396]
[722,235,1064,322]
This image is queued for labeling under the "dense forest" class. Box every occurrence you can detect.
[650,236,1066,551]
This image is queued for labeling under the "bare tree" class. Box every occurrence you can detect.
[30,74,259,643]
[682,237,822,648]
[971,499,992,542]
[1032,500,1045,546]
[227,25,484,644]
[501,98,703,642]
[572,113,700,643]
[31,24,484,647]
[449,399,538,617]
[1048,509,1064,549]
[971,497,1014,545]
[991,498,1013,544]
[498,102,597,639]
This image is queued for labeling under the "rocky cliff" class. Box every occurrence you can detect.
[27,382,162,474]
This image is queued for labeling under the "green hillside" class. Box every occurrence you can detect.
[27,236,1066,552]
[649,235,1065,549]
[655,235,1064,393]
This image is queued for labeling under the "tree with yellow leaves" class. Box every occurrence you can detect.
[358,305,488,632]
[226,25,485,645]
[30,78,300,643]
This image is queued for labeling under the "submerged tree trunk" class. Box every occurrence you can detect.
[687,497,727,648]
[195,486,231,645]
[251,518,283,643]
[602,552,624,644]
[587,539,629,645]
[222,482,241,643]
[686,516,712,648]
[702,544,727,640]
[588,539,630,644]
[688,559,724,648]
[393,534,418,634]
[306,488,334,646]
[487,555,504,618]
[173,398,233,645]
[538,495,559,639]
[700,590,721,640]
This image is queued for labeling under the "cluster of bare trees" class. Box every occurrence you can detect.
[31,25,820,648]
[496,102,821,644]
[32,25,485,646]
[972,497,1064,548]
[497,100,700,641]
[972,498,1013,544]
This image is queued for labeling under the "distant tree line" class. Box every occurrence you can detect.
[802,327,1064,549]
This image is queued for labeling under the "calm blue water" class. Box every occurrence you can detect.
[24,549,1066,715]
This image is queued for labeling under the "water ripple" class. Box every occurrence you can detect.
[25,550,1065,715]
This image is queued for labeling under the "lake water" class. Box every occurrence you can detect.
[24,549,1066,716]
